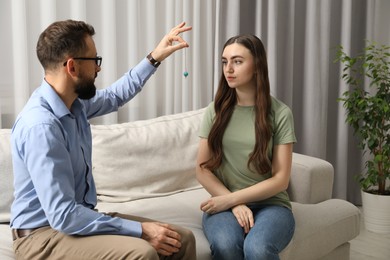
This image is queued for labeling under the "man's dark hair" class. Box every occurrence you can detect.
[36,20,95,70]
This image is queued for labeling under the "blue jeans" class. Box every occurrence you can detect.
[202,205,295,260]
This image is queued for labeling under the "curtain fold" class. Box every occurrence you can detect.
[11,0,30,116]
[1,0,389,204]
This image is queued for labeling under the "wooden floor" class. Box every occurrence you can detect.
[350,207,390,260]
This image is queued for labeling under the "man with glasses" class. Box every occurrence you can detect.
[10,19,195,260]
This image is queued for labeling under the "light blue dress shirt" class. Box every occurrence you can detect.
[10,58,156,237]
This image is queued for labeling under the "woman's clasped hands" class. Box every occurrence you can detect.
[200,195,254,233]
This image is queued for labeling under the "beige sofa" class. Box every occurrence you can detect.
[0,108,360,259]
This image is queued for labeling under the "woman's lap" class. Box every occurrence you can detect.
[202,205,295,260]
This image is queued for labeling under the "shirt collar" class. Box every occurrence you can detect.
[40,79,72,119]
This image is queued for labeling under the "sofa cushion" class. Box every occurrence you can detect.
[96,187,211,260]
[0,224,14,260]
[95,187,360,260]
[281,199,360,259]
[0,129,13,223]
[91,109,205,203]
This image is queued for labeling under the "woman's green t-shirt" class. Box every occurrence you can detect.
[199,96,297,209]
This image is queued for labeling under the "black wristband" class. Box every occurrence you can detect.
[147,52,161,68]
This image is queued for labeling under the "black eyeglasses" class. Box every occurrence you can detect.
[63,56,103,67]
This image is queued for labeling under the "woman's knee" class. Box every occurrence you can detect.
[244,241,279,260]
[208,234,244,260]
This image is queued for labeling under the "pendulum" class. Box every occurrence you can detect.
[183,48,189,78]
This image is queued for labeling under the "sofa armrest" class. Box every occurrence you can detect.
[287,153,334,204]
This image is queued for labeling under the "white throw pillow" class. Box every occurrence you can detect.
[91,109,205,203]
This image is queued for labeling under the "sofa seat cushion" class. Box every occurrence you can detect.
[281,199,360,259]
[0,195,360,260]
[0,224,14,260]
[96,187,360,260]
[96,188,211,260]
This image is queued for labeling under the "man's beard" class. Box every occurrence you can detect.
[75,73,97,100]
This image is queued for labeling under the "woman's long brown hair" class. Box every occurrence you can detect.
[201,34,272,175]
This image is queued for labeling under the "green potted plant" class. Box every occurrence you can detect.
[336,42,390,234]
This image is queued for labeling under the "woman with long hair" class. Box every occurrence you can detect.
[196,34,296,260]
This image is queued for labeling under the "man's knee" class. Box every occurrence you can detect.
[123,241,159,260]
[136,245,159,260]
[174,227,196,260]
[181,228,195,245]
[97,236,159,260]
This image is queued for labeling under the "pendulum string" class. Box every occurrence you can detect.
[183,48,189,78]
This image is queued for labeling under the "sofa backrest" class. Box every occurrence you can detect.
[0,108,334,223]
[91,109,206,203]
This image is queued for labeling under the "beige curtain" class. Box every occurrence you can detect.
[1,0,217,126]
[1,0,389,204]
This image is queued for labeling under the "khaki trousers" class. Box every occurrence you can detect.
[13,213,196,260]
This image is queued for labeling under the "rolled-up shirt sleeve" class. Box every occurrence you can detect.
[84,58,156,119]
